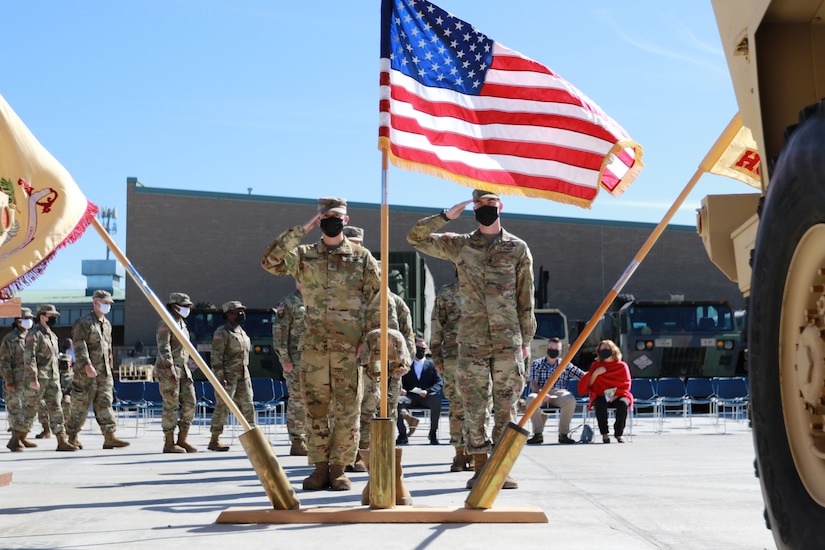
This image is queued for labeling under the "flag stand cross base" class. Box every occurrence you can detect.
[216,505,547,524]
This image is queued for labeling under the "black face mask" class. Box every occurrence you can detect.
[46,316,57,327]
[319,217,344,237]
[598,348,613,360]
[546,348,560,359]
[235,311,247,324]
[474,205,499,226]
[415,347,426,360]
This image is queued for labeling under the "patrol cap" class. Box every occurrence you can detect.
[317,197,347,215]
[93,289,113,303]
[168,292,193,307]
[37,304,60,316]
[222,300,246,313]
[472,189,500,201]
[342,226,364,242]
[17,307,34,319]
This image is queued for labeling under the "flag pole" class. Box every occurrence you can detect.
[466,114,744,510]
[90,217,300,511]
[368,149,396,509]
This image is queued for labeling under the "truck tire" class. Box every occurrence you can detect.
[749,103,825,549]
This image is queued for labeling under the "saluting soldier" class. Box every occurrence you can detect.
[22,304,76,451]
[407,189,536,490]
[2,308,36,452]
[66,290,130,450]
[156,292,198,454]
[208,300,255,451]
[273,280,308,457]
[261,197,381,492]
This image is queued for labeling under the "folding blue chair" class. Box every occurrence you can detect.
[713,377,749,432]
[630,378,662,433]
[114,380,145,436]
[656,377,689,427]
[685,377,717,428]
[136,381,164,434]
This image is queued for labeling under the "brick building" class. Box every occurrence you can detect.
[124,178,743,349]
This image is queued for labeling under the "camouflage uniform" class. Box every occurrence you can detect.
[22,309,65,437]
[273,290,307,446]
[1,323,31,433]
[155,295,196,437]
[209,309,255,435]
[261,220,381,469]
[67,298,121,439]
[359,291,414,444]
[407,212,536,456]
[431,280,466,449]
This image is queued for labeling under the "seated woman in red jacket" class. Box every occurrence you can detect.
[578,339,634,443]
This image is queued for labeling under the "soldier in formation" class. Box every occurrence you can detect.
[156,292,198,454]
[208,300,255,451]
[2,308,37,452]
[21,305,76,451]
[66,290,130,450]
[273,280,308,457]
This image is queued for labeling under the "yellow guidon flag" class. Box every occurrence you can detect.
[705,113,762,188]
[0,93,98,298]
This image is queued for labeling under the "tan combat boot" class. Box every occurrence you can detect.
[328,464,352,491]
[67,432,83,450]
[35,423,51,439]
[55,431,78,452]
[289,438,308,456]
[450,446,466,472]
[395,447,412,506]
[163,432,185,453]
[176,428,198,453]
[360,450,371,505]
[18,432,37,448]
[103,431,130,449]
[302,461,330,491]
[401,409,419,436]
[465,453,488,489]
[207,433,229,452]
[6,431,23,452]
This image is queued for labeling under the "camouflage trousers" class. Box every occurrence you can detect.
[4,375,25,432]
[66,371,118,435]
[441,357,466,448]
[22,376,65,434]
[283,361,306,442]
[456,342,525,456]
[300,349,363,467]
[358,371,401,445]
[158,365,196,433]
[210,376,255,434]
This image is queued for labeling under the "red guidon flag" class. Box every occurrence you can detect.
[379,0,644,207]
[0,94,98,298]
[705,113,761,188]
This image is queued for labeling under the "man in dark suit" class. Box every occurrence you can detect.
[397,338,443,445]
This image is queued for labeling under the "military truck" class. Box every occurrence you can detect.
[697,1,825,546]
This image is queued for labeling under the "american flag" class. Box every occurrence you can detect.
[379,0,644,207]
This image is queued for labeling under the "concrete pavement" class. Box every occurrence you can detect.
[0,411,775,549]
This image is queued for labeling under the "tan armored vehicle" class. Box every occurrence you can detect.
[697,1,825,547]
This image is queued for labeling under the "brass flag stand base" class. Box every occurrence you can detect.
[216,505,547,524]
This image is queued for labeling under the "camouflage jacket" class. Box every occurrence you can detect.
[261,226,381,352]
[389,291,415,357]
[407,213,536,349]
[156,318,191,372]
[72,312,113,377]
[273,291,305,364]
[0,327,28,383]
[430,280,461,366]
[211,323,250,381]
[25,324,59,382]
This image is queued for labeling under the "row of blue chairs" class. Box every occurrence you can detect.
[113,378,288,436]
[630,377,749,432]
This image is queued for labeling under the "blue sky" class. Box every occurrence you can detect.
[3,1,751,291]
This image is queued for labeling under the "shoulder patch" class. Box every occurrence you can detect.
[276,304,285,318]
